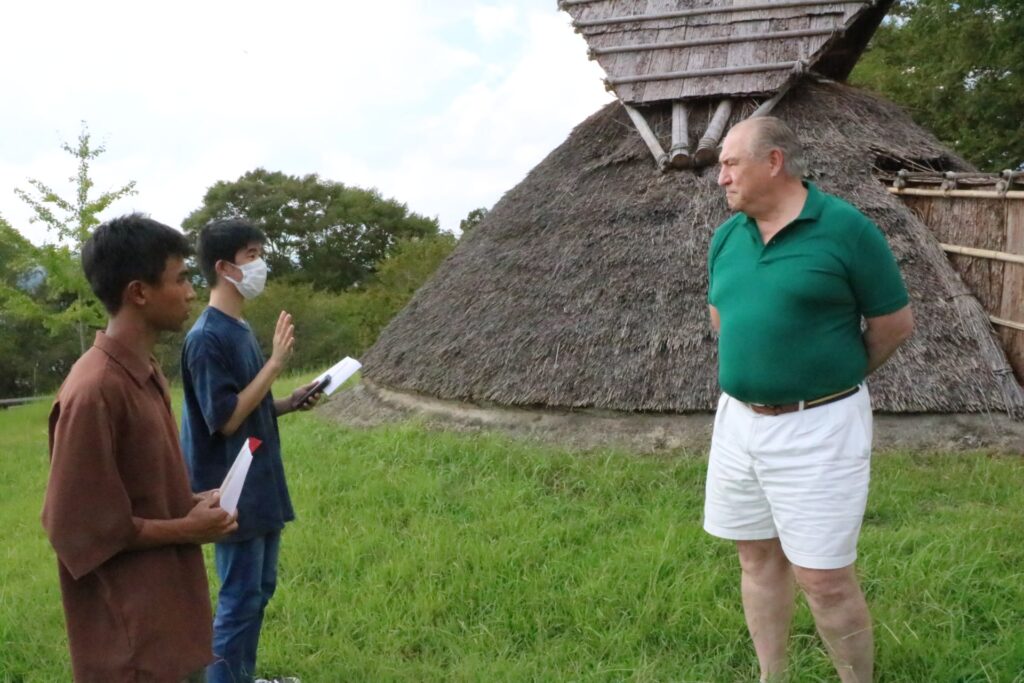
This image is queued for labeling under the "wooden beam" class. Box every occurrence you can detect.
[990,316,1024,333]
[750,76,801,119]
[623,104,669,171]
[694,100,734,168]
[939,243,1024,266]
[1000,202,1024,379]
[670,102,691,170]
[573,1,861,28]
[0,396,45,409]
[591,28,837,56]
[608,62,798,86]
[888,187,1024,200]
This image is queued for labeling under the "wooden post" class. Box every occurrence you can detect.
[694,100,733,168]
[669,102,691,170]
[624,104,669,171]
[999,202,1024,383]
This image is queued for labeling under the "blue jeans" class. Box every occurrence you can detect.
[207,530,281,683]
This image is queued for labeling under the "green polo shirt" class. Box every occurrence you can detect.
[708,182,908,405]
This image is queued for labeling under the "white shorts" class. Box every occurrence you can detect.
[703,385,873,570]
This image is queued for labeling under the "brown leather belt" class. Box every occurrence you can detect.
[745,385,860,416]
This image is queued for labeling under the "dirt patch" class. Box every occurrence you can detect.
[319,382,1024,455]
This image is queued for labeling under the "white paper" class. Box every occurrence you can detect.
[312,356,362,396]
[219,438,259,515]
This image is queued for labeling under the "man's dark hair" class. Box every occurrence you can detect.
[82,213,193,314]
[197,219,266,286]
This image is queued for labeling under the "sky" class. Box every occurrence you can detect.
[0,1,614,245]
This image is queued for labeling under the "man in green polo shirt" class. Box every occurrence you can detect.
[704,117,914,683]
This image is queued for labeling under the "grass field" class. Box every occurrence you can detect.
[1,380,1023,682]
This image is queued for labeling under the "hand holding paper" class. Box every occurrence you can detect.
[310,357,361,397]
[183,490,238,543]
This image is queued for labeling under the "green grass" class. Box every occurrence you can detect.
[2,385,1023,682]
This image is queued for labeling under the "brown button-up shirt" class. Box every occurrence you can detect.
[42,332,213,682]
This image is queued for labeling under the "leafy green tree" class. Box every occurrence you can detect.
[182,169,440,292]
[0,217,78,396]
[342,233,458,351]
[459,207,489,236]
[14,123,138,354]
[852,0,1024,171]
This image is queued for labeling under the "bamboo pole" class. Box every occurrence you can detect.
[623,105,669,171]
[609,62,797,86]
[694,100,733,168]
[749,89,789,119]
[670,102,691,170]
[990,316,1024,333]
[887,187,1024,200]
[939,243,1024,266]
[573,0,861,28]
[591,28,836,56]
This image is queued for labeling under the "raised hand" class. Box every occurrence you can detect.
[269,311,295,371]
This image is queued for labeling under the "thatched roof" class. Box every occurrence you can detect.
[560,0,893,104]
[363,79,1024,418]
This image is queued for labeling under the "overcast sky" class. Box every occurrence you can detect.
[0,1,614,245]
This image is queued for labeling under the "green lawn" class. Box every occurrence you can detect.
[1,385,1023,682]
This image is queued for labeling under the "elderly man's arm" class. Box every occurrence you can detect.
[863,305,914,375]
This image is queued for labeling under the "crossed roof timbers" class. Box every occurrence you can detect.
[558,0,893,172]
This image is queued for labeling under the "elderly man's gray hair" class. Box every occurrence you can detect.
[748,117,808,178]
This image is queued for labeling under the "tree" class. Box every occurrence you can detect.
[341,233,458,351]
[0,217,79,396]
[182,169,440,292]
[459,207,489,236]
[851,0,1024,171]
[14,123,138,354]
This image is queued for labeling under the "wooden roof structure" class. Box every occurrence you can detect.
[560,0,892,103]
[359,82,1024,422]
[558,0,894,169]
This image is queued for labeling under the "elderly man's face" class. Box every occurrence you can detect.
[717,125,772,213]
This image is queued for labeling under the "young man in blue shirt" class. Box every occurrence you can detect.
[181,219,322,683]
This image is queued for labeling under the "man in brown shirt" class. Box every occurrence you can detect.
[42,214,238,682]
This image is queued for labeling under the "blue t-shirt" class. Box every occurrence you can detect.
[180,306,294,541]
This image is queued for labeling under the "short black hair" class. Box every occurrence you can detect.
[197,219,266,286]
[82,213,193,314]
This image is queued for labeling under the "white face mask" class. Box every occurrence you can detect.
[224,258,268,299]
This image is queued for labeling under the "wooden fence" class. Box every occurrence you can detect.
[0,397,46,410]
[885,171,1024,385]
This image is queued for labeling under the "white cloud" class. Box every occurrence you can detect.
[473,5,520,43]
[0,1,613,242]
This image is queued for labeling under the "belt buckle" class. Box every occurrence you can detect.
[750,402,782,416]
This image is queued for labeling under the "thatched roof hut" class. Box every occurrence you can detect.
[325,3,1024,451]
[352,80,1022,426]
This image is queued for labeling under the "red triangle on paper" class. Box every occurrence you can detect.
[248,437,262,453]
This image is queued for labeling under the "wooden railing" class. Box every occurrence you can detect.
[0,397,46,410]
[886,178,1024,384]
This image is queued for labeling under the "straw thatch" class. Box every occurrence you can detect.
[361,79,1023,420]
[561,0,893,104]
